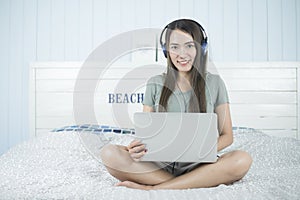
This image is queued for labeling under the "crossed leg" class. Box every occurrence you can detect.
[100,144,174,185]
[100,144,252,190]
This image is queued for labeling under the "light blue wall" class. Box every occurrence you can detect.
[0,0,299,155]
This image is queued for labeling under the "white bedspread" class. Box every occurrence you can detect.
[0,128,299,199]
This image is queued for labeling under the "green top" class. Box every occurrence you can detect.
[143,72,229,113]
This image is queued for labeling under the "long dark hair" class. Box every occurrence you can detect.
[158,19,208,113]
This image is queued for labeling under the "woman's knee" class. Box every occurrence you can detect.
[100,144,125,169]
[227,150,252,179]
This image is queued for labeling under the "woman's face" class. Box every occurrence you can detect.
[168,29,197,73]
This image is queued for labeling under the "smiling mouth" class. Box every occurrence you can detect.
[177,60,191,65]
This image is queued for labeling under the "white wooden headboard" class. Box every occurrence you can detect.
[29,62,300,139]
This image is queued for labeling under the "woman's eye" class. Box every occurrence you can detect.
[170,45,178,50]
[187,44,195,48]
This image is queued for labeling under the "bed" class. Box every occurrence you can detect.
[0,61,300,199]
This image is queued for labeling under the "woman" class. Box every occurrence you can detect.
[100,19,252,190]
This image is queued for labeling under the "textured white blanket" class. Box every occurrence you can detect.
[0,128,299,199]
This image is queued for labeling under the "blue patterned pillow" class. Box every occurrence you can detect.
[51,124,135,135]
[52,125,251,135]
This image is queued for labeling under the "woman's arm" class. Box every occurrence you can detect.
[214,103,233,151]
[126,105,154,161]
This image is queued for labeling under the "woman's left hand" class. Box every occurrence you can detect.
[126,139,147,161]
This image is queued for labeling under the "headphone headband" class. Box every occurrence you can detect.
[159,19,208,58]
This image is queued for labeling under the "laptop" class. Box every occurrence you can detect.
[133,112,219,163]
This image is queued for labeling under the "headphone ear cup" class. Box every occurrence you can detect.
[201,41,208,55]
[162,44,167,58]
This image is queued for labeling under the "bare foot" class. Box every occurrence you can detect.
[115,181,154,190]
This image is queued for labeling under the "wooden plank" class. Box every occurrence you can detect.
[35,93,118,117]
[30,62,83,68]
[36,129,53,137]
[36,0,51,61]
[36,66,296,80]
[0,0,10,154]
[267,0,282,60]
[36,79,149,92]
[149,0,165,28]
[120,0,135,32]
[35,78,297,92]
[216,68,296,79]
[79,0,93,60]
[35,67,165,80]
[209,0,224,61]
[134,0,150,29]
[282,0,297,61]
[36,102,297,119]
[65,0,79,60]
[107,0,121,36]
[36,80,77,92]
[31,61,300,69]
[193,0,209,29]
[165,0,179,23]
[229,91,296,104]
[223,0,238,61]
[9,0,24,147]
[36,93,73,116]
[36,108,140,129]
[93,0,107,48]
[179,0,194,17]
[212,62,300,69]
[238,0,253,61]
[230,104,296,117]
[253,0,268,61]
[31,61,162,69]
[225,79,297,91]
[35,67,296,80]
[36,68,81,79]
[51,0,65,60]
[36,116,76,129]
[36,114,134,129]
[297,0,300,61]
[231,116,296,129]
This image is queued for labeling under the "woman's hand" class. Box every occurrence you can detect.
[127,140,147,162]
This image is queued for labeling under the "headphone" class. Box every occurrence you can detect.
[159,19,208,58]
